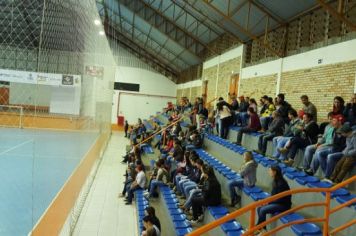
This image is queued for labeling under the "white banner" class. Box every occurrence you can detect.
[0,69,81,87]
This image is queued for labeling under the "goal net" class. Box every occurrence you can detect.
[0,105,24,128]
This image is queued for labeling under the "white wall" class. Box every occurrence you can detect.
[203,45,243,69]
[9,83,52,106]
[177,79,202,89]
[113,67,177,124]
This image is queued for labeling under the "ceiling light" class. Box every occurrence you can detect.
[94,19,101,25]
[99,31,105,36]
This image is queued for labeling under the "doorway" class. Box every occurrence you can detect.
[228,74,239,103]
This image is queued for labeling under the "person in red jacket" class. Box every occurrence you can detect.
[235,107,261,145]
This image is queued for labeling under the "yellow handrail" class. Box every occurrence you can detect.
[187,175,356,236]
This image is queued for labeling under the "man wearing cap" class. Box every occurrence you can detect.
[328,124,356,183]
[304,115,345,176]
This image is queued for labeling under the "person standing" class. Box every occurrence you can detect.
[300,95,317,122]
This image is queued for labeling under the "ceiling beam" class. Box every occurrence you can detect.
[202,0,282,57]
[119,0,212,57]
[249,0,285,25]
[172,0,221,36]
[316,0,356,31]
[229,0,248,17]
[183,0,244,45]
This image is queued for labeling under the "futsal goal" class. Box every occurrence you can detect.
[0,105,24,128]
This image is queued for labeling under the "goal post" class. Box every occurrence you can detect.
[0,105,24,129]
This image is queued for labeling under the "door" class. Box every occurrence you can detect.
[0,87,9,105]
[228,74,239,103]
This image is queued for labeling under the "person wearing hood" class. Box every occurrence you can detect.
[228,151,258,207]
[328,124,356,183]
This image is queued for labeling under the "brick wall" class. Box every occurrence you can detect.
[176,89,183,103]
[217,57,241,100]
[202,66,217,105]
[280,60,356,122]
[239,74,278,99]
[190,86,202,102]
[200,57,241,108]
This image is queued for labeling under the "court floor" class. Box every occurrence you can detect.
[0,127,98,236]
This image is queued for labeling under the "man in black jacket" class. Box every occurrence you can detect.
[280,113,319,166]
[277,93,292,124]
[257,111,285,155]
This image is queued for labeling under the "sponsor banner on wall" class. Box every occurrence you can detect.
[0,69,81,87]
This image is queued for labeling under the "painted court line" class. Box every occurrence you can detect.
[0,139,33,156]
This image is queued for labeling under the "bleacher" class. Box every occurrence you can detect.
[132,111,355,236]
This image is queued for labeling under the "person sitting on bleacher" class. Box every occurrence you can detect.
[165,139,184,169]
[190,165,222,224]
[279,112,319,166]
[176,158,203,198]
[319,97,346,134]
[177,131,186,144]
[164,101,174,114]
[145,159,169,199]
[137,118,147,136]
[260,96,276,131]
[228,151,257,207]
[256,165,292,235]
[325,124,356,183]
[125,165,147,205]
[179,163,207,214]
[257,111,285,155]
[160,134,174,155]
[143,206,161,233]
[304,115,345,176]
[185,130,203,151]
[343,94,356,130]
[141,215,160,236]
[121,140,140,164]
[271,109,302,161]
[235,107,261,145]
[170,122,182,137]
[174,152,200,194]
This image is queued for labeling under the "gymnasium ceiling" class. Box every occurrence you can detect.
[95,0,348,80]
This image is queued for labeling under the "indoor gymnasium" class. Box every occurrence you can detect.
[0,1,355,236]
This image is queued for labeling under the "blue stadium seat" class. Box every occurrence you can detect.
[208,206,229,215]
[321,187,350,198]
[280,213,304,224]
[291,223,322,236]
[285,171,307,180]
[250,192,271,201]
[221,221,243,233]
[242,186,263,195]
[174,220,191,229]
[295,176,320,185]
[176,228,192,236]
